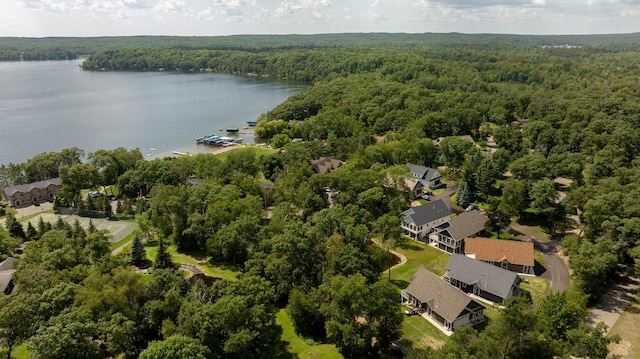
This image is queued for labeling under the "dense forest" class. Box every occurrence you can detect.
[2,33,640,358]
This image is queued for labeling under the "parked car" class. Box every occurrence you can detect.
[420,194,430,200]
[88,191,102,198]
[404,308,418,316]
[465,204,478,211]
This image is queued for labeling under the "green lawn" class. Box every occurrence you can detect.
[276,310,343,359]
[400,309,447,350]
[214,145,276,161]
[519,276,550,306]
[144,244,240,281]
[388,237,450,290]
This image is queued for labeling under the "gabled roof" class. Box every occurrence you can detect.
[2,178,62,198]
[405,267,484,323]
[405,164,441,181]
[401,199,452,226]
[441,210,488,242]
[465,237,535,267]
[311,157,343,174]
[446,254,521,300]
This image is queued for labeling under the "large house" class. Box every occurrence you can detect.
[405,164,442,189]
[464,237,535,275]
[2,178,62,208]
[402,267,485,332]
[443,254,522,305]
[400,199,452,241]
[311,157,343,174]
[429,210,488,253]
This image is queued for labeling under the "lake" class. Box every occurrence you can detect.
[0,59,308,165]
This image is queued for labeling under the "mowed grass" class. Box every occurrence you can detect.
[214,145,276,161]
[400,309,447,350]
[607,293,640,359]
[109,231,136,250]
[388,237,450,290]
[519,276,550,306]
[145,243,240,281]
[276,310,343,359]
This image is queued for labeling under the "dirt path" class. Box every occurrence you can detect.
[588,274,640,334]
[111,240,131,256]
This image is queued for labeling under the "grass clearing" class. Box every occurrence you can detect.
[510,221,550,242]
[276,309,343,359]
[607,293,640,359]
[519,276,550,306]
[400,308,447,350]
[144,243,240,281]
[17,210,54,223]
[214,145,276,161]
[388,237,450,289]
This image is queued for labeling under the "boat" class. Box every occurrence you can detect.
[226,128,239,133]
[150,148,156,151]
[246,121,257,126]
[234,137,244,143]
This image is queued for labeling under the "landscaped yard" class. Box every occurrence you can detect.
[400,309,447,350]
[519,276,550,306]
[144,243,240,281]
[214,144,276,161]
[276,309,343,359]
[388,237,450,290]
[607,293,640,359]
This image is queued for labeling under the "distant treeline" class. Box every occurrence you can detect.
[2,32,640,61]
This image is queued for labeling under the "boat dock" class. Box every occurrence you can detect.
[196,134,243,147]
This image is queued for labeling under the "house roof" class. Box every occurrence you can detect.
[446,254,521,300]
[405,267,484,323]
[464,237,535,267]
[2,178,62,198]
[311,157,343,174]
[401,199,452,226]
[405,164,441,181]
[0,257,17,272]
[442,210,488,242]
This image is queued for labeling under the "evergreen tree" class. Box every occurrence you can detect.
[5,213,25,240]
[154,237,174,269]
[26,221,38,240]
[36,217,48,238]
[88,219,97,233]
[455,180,473,208]
[54,217,66,230]
[130,235,146,265]
[103,197,112,218]
[116,200,123,214]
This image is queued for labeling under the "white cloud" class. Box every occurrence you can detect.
[120,0,150,8]
[155,0,188,12]
[19,0,72,12]
[196,6,214,20]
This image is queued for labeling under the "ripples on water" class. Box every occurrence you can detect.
[0,60,308,165]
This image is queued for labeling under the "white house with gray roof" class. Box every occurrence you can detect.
[401,267,485,332]
[443,254,522,305]
[428,210,488,253]
[400,199,452,241]
[405,164,442,189]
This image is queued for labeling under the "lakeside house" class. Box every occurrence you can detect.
[428,210,488,253]
[2,178,62,208]
[401,267,485,333]
[311,157,343,175]
[464,237,535,275]
[405,164,442,189]
[443,254,522,305]
[400,199,452,241]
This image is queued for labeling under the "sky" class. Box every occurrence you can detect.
[1,0,639,37]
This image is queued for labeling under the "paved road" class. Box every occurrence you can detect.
[519,236,569,292]
[588,274,639,333]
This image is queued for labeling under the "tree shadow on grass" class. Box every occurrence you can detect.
[396,237,424,251]
[391,279,410,289]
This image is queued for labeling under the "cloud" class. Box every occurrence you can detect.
[196,6,214,20]
[417,0,544,7]
[366,0,386,20]
[19,0,72,12]
[120,0,150,9]
[155,0,188,12]
[274,0,332,18]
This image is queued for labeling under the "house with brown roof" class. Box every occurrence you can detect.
[444,254,522,305]
[428,210,488,253]
[401,267,485,333]
[464,237,535,275]
[311,157,343,175]
[2,178,62,208]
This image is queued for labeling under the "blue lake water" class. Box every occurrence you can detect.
[0,59,308,165]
